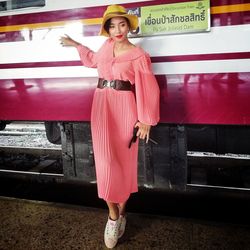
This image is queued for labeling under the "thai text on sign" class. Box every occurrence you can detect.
[140,0,210,35]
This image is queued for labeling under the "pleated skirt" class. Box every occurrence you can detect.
[90,87,138,203]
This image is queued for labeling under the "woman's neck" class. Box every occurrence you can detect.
[113,39,135,57]
[114,39,133,50]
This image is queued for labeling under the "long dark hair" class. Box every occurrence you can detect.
[104,17,130,35]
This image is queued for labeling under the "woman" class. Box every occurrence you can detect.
[60,4,160,249]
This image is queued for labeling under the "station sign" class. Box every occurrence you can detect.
[130,0,210,36]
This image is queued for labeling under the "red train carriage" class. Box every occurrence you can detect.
[0,0,250,192]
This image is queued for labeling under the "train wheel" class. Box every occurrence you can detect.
[44,121,61,144]
[0,121,7,130]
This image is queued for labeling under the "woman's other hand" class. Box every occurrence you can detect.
[135,121,151,143]
[59,35,80,47]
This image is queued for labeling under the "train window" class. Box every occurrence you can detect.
[0,1,7,11]
[0,0,45,12]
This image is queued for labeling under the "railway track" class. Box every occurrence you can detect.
[1,122,250,191]
[0,122,60,148]
[0,122,62,179]
[0,146,63,181]
[0,123,250,225]
[1,144,250,226]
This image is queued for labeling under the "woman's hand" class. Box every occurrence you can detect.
[59,35,80,47]
[135,121,151,143]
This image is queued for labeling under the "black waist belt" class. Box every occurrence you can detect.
[97,78,132,91]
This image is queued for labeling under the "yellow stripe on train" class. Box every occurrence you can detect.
[211,3,250,14]
[0,3,249,33]
[0,18,102,33]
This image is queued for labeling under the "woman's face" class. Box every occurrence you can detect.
[108,17,130,42]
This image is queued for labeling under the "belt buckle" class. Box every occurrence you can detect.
[103,80,116,89]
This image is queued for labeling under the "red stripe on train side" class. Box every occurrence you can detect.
[1,9,249,43]
[151,52,250,63]
[0,52,249,69]
[0,72,250,125]
[0,1,193,26]
[212,11,250,27]
[0,61,82,69]
[210,0,250,7]
[0,0,248,26]
[0,1,249,43]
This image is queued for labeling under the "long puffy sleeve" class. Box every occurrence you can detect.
[133,53,160,126]
[77,44,97,68]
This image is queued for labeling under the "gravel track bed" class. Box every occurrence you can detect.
[0,122,61,149]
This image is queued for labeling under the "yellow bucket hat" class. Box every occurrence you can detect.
[99,5,139,37]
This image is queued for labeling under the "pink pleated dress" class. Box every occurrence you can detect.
[77,38,160,203]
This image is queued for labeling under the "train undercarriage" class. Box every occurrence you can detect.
[46,121,250,193]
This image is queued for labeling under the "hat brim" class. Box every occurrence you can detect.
[99,13,138,37]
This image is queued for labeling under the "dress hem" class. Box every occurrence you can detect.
[98,189,138,203]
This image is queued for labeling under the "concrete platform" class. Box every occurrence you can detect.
[0,196,250,250]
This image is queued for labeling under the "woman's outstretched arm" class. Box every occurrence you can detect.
[60,34,80,47]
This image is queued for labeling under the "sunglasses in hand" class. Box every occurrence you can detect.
[128,127,158,148]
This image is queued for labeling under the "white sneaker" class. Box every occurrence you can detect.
[104,218,120,249]
[118,215,126,238]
